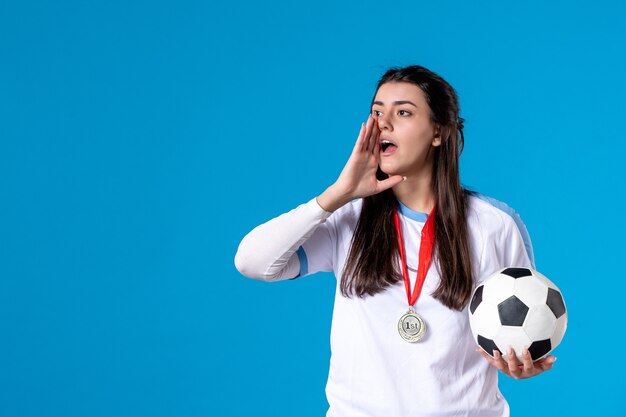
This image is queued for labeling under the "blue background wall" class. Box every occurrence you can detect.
[1,0,624,415]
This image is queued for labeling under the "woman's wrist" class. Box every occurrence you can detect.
[316,184,351,213]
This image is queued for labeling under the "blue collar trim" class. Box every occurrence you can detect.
[397,201,428,222]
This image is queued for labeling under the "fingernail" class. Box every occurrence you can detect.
[553,357,558,362]
[492,350,498,358]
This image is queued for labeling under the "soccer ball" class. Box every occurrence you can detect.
[468,267,567,362]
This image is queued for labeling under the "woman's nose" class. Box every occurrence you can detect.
[376,114,390,130]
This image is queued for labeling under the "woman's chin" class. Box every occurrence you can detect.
[379,164,402,177]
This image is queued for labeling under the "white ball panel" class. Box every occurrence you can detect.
[531,269,559,292]
[482,275,515,304]
[514,275,548,307]
[523,304,557,340]
[494,326,532,363]
[550,313,568,349]
[470,302,501,340]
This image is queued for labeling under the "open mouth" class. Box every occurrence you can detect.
[381,139,398,153]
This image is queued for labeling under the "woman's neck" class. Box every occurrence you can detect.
[392,174,436,214]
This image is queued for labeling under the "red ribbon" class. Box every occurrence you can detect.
[393,204,436,307]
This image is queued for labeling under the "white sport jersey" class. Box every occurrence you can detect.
[234,191,534,417]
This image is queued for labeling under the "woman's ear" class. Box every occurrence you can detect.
[432,126,442,147]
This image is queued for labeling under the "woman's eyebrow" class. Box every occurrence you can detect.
[372,100,418,108]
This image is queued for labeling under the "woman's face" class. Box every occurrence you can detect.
[371,81,441,178]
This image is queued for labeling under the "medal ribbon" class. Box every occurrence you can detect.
[393,203,436,307]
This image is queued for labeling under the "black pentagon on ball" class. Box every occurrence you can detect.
[498,295,529,326]
[470,285,484,314]
[501,267,532,278]
[547,288,566,318]
[477,335,501,358]
[528,339,552,360]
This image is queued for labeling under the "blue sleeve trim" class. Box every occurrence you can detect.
[467,190,536,269]
[288,245,309,280]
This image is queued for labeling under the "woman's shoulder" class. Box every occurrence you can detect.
[465,189,535,263]
[465,190,524,234]
[465,189,536,271]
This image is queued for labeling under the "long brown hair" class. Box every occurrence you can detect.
[340,65,473,311]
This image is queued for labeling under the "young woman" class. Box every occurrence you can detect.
[234,65,556,417]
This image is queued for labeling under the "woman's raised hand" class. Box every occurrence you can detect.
[316,115,405,212]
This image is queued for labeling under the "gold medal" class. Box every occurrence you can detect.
[398,307,426,342]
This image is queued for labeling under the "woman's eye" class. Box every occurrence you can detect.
[398,110,411,116]
[372,110,381,116]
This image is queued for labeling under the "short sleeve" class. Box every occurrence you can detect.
[499,216,533,270]
[467,190,535,269]
[475,207,535,284]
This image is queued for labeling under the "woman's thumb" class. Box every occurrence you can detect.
[378,175,406,192]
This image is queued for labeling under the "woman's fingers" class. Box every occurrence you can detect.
[354,115,380,156]
[475,347,497,366]
[477,346,557,379]
[492,350,509,373]
[476,347,506,373]
[356,116,370,153]
[537,355,557,371]
[505,346,523,379]
[368,116,380,154]
[377,175,405,192]
[353,121,367,155]
[521,348,534,373]
[362,115,374,152]
[338,116,393,200]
